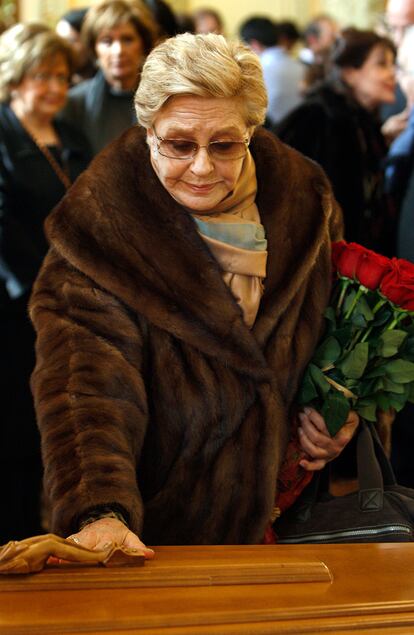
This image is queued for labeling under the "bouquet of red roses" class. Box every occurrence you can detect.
[297,241,414,436]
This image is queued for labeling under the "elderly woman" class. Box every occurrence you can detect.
[60,0,157,155]
[277,28,397,256]
[30,33,358,554]
[0,24,90,543]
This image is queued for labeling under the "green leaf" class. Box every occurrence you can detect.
[381,377,406,393]
[351,313,367,328]
[313,336,341,367]
[377,393,393,412]
[377,330,407,358]
[356,399,377,421]
[309,364,331,396]
[298,369,318,404]
[358,377,380,397]
[385,359,414,383]
[324,306,336,324]
[338,342,369,379]
[372,308,393,327]
[332,325,353,348]
[320,391,351,436]
[355,296,374,322]
[365,364,387,379]
[402,336,414,360]
[378,390,407,412]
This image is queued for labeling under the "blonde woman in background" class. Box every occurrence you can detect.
[0,24,90,543]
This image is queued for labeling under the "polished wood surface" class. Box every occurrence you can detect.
[1,543,414,634]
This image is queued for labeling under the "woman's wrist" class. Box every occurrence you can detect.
[77,505,129,531]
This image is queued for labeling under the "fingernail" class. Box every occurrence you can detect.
[298,426,303,434]
[304,407,311,415]
[68,535,81,545]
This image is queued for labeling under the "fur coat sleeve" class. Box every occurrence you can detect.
[30,126,343,545]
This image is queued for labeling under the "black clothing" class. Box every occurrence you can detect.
[276,81,394,255]
[60,70,137,156]
[0,102,91,542]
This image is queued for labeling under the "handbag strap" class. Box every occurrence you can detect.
[357,421,384,490]
[367,421,397,487]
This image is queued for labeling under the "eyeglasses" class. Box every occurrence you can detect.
[152,125,249,161]
[28,72,70,86]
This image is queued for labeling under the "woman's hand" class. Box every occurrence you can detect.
[297,407,359,472]
[67,517,154,559]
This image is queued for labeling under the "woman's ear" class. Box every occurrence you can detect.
[146,128,158,157]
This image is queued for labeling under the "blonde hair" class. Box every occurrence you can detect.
[82,0,158,59]
[134,32,267,129]
[0,23,73,102]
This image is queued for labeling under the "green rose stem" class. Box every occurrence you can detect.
[359,298,388,344]
[386,311,407,330]
[344,284,367,320]
[335,277,351,316]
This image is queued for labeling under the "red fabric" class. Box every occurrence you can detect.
[262,431,313,544]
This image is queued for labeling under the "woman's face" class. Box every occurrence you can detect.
[147,95,250,212]
[11,53,70,121]
[95,21,144,90]
[343,44,396,110]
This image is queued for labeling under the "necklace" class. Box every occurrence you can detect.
[23,125,72,191]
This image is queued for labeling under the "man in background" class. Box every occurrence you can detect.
[240,16,304,126]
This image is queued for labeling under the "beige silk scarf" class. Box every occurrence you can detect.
[192,150,267,328]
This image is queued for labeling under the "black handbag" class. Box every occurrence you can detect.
[274,421,414,543]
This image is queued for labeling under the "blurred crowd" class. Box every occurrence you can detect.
[1,0,414,543]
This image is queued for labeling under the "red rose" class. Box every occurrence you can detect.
[380,258,414,311]
[354,249,392,291]
[333,242,391,290]
[331,240,347,270]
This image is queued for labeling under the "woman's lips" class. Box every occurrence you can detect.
[186,183,216,193]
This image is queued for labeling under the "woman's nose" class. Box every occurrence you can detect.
[190,147,214,175]
[110,40,122,54]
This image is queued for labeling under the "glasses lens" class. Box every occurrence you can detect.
[209,141,247,160]
[159,140,198,159]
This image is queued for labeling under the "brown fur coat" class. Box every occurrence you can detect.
[30,126,342,545]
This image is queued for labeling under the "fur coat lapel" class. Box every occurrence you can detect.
[45,126,340,381]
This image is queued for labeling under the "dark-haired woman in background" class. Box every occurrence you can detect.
[60,0,158,156]
[277,28,397,255]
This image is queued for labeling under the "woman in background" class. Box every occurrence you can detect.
[0,24,90,542]
[60,0,158,155]
[277,28,397,255]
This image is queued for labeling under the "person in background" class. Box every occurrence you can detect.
[384,25,414,212]
[56,8,96,85]
[30,33,358,552]
[0,23,91,543]
[277,28,397,256]
[60,0,158,156]
[193,8,224,35]
[386,0,414,46]
[381,0,414,126]
[240,16,304,127]
[175,12,195,34]
[143,0,179,38]
[383,0,414,489]
[274,20,301,54]
[299,14,339,89]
